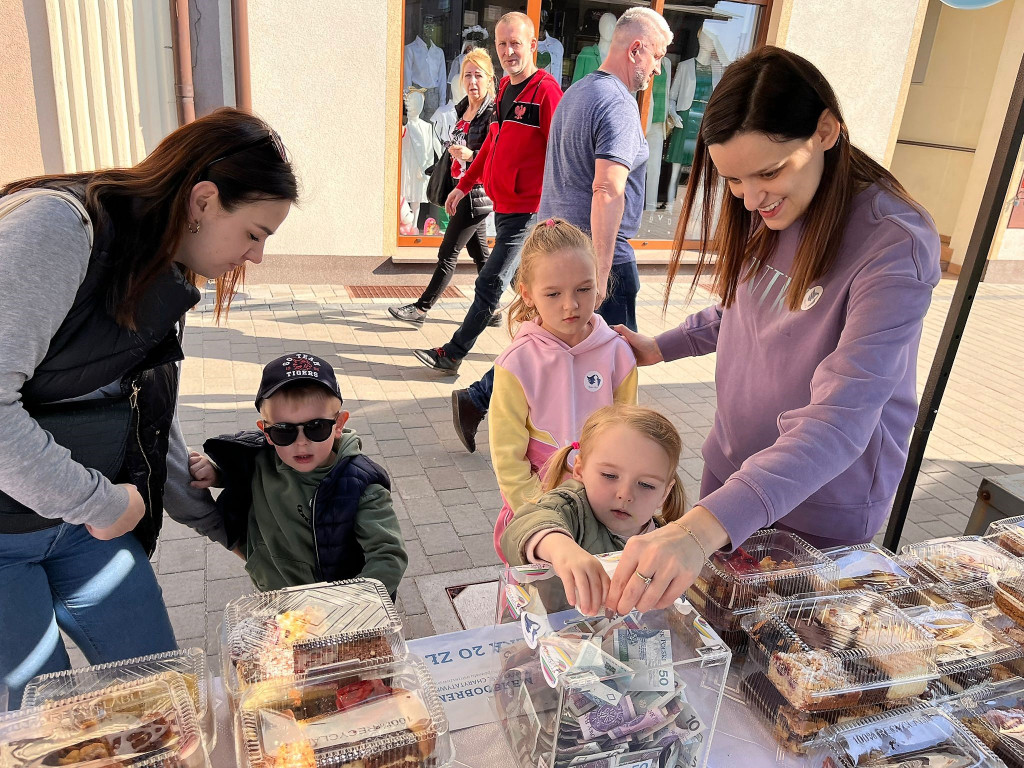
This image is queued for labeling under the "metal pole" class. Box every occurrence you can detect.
[884,52,1024,551]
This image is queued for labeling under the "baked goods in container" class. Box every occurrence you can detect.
[221,580,404,701]
[741,590,938,711]
[812,707,1001,768]
[237,659,449,768]
[0,675,207,768]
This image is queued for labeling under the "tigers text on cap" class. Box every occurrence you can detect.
[255,353,343,409]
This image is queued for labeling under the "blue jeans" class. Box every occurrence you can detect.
[465,260,641,412]
[0,523,177,708]
[443,212,536,360]
[600,260,640,333]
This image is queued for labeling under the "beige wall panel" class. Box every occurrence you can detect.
[890,144,975,234]
[777,0,928,164]
[248,0,390,259]
[950,0,1024,265]
[0,0,47,185]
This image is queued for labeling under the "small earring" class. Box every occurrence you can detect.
[188,220,201,234]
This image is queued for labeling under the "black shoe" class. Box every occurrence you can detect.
[452,389,486,453]
[389,303,427,326]
[414,347,461,373]
[487,312,503,328]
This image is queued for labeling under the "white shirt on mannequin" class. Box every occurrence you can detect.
[404,36,446,116]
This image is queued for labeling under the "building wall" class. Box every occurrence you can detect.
[248,0,400,261]
[890,0,1014,237]
[773,0,929,165]
[949,0,1024,275]
[0,0,58,185]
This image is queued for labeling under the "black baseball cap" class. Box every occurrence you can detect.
[255,353,343,410]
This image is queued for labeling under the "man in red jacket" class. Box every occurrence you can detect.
[415,13,562,448]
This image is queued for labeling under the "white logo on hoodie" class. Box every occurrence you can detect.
[584,371,603,392]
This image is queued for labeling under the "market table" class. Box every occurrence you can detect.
[206,576,800,768]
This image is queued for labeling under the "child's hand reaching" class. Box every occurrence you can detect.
[536,533,609,616]
[188,451,220,489]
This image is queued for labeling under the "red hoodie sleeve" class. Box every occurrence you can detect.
[456,126,494,194]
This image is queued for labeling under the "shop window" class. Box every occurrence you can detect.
[399,0,768,247]
[640,1,766,242]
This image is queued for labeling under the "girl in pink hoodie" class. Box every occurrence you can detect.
[490,219,638,560]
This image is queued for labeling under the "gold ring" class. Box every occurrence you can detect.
[635,571,654,586]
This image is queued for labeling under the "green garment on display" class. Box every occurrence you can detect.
[651,64,669,123]
[665,61,713,167]
[571,44,602,84]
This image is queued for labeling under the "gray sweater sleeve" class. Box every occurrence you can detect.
[0,196,129,527]
[162,399,230,547]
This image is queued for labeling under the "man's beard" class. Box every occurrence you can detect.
[631,66,650,93]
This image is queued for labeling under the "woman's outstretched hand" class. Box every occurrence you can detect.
[612,325,664,367]
[606,506,729,614]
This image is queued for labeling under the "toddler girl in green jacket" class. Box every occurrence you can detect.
[500,404,687,615]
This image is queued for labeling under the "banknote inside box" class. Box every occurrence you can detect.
[493,564,731,768]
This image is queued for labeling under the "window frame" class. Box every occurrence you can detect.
[396,0,773,250]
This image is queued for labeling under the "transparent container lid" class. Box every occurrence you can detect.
[985,515,1024,558]
[22,649,215,751]
[740,669,912,755]
[901,536,1016,600]
[0,674,208,768]
[237,658,451,768]
[741,590,938,711]
[692,530,838,612]
[942,677,1024,768]
[822,543,918,596]
[903,602,1023,674]
[221,579,405,698]
[812,706,1001,768]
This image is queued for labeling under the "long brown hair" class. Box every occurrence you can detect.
[1,108,297,327]
[541,405,687,524]
[666,46,926,312]
[506,218,596,337]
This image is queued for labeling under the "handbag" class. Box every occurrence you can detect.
[426,149,456,208]
[0,189,131,520]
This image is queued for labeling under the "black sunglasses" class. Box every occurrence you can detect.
[203,129,289,179]
[263,413,338,447]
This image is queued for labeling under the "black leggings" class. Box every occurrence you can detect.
[415,194,490,310]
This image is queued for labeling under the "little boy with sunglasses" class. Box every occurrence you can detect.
[187,353,407,598]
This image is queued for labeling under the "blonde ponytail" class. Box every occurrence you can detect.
[659,472,688,523]
[538,444,576,497]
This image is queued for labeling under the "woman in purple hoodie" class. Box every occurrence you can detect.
[605,46,941,615]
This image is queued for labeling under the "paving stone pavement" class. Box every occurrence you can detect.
[63,277,1024,671]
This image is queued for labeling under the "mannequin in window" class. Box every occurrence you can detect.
[644,56,672,211]
[572,12,616,84]
[404,35,446,119]
[665,26,729,205]
[536,10,564,87]
[401,90,434,232]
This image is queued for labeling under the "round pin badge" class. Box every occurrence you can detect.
[583,371,603,392]
[801,285,824,311]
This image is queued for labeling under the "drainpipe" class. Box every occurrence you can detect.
[170,0,196,123]
[231,0,252,112]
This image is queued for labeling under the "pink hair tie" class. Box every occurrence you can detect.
[571,441,580,450]
[545,218,556,227]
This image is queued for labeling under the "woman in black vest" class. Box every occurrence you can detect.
[388,47,497,326]
[0,108,297,706]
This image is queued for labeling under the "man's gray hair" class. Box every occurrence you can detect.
[614,7,673,48]
[497,11,536,37]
